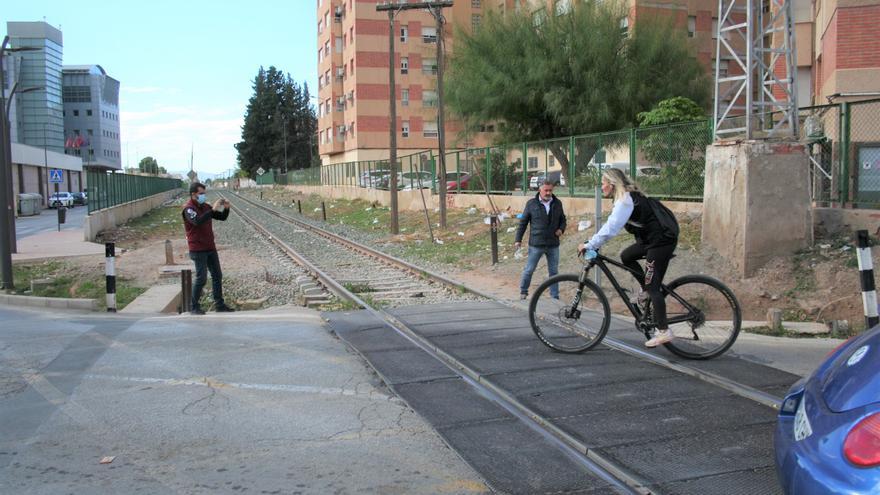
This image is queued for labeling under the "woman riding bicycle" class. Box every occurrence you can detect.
[577,168,679,348]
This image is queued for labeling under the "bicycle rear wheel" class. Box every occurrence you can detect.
[663,275,741,360]
[528,274,610,353]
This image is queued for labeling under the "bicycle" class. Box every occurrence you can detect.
[527,251,742,360]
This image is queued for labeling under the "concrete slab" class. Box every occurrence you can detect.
[459,347,623,375]
[489,360,679,396]
[359,347,459,385]
[120,284,181,314]
[0,293,98,311]
[11,229,105,261]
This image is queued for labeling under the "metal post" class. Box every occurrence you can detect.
[105,242,117,312]
[321,201,327,221]
[841,101,851,205]
[594,182,602,286]
[0,40,11,290]
[855,230,879,329]
[181,269,192,313]
[490,215,499,265]
[297,199,302,214]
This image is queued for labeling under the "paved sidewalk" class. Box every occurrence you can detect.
[11,229,105,261]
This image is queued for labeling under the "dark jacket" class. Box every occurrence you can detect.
[515,193,567,247]
[182,199,229,252]
[623,192,677,249]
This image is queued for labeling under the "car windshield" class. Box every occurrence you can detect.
[51,193,67,198]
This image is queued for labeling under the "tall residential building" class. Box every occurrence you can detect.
[812,0,880,104]
[6,21,64,154]
[316,0,506,166]
[62,65,122,171]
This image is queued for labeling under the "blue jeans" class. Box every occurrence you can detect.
[519,246,560,298]
[189,250,225,309]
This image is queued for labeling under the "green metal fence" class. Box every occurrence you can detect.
[86,171,183,213]
[275,99,880,207]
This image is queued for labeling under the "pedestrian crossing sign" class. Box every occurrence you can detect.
[49,169,63,183]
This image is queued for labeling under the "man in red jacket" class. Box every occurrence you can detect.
[182,182,233,315]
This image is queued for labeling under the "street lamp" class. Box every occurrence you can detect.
[1,35,42,290]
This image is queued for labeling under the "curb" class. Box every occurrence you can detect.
[0,293,98,311]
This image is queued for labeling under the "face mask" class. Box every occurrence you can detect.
[196,194,207,204]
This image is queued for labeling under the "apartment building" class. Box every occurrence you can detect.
[316,0,508,166]
[62,65,122,171]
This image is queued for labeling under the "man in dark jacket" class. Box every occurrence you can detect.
[514,180,567,300]
[182,182,233,315]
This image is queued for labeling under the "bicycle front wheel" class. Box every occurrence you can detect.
[528,274,610,353]
[663,275,742,360]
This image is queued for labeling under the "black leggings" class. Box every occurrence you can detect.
[620,242,676,329]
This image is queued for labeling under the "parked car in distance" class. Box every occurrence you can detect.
[359,170,389,188]
[529,171,566,190]
[400,171,434,190]
[445,172,471,191]
[72,192,88,205]
[49,192,74,208]
[774,324,880,494]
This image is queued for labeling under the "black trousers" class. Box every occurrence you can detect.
[620,242,676,329]
[189,250,225,309]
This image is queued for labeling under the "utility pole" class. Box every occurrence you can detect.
[429,3,451,229]
[377,1,453,236]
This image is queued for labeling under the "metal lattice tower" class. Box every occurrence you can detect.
[713,0,799,140]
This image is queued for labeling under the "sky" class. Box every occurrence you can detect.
[1,0,317,179]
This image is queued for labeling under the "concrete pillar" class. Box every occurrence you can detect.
[702,140,813,277]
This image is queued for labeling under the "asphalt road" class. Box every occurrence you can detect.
[15,206,88,240]
[0,306,489,494]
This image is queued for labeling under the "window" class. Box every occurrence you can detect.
[87,110,92,116]
[62,111,65,117]
[422,58,437,75]
[620,17,629,36]
[688,16,696,38]
[401,57,408,74]
[472,14,482,32]
[350,26,353,41]
[74,129,80,135]
[350,58,354,75]
[423,121,438,138]
[73,110,79,117]
[318,48,323,64]
[712,18,718,39]
[324,12,329,29]
[555,0,571,16]
[318,20,323,34]
[717,59,729,78]
[402,121,410,138]
[528,157,538,169]
[422,26,437,43]
[89,149,94,157]
[472,0,480,7]
[401,88,409,106]
[400,26,408,43]
[350,121,354,136]
[335,37,343,53]
[422,90,438,107]
[324,41,330,56]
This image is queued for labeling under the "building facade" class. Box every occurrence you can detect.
[6,21,65,154]
[812,0,880,104]
[62,65,122,171]
[316,0,506,166]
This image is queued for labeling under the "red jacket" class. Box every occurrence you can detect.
[182,199,229,252]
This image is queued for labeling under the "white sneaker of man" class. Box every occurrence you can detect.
[645,329,673,348]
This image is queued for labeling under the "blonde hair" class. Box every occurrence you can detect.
[602,168,641,202]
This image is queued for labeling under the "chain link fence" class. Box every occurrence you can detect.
[86,171,183,213]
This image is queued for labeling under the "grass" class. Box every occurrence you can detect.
[99,204,184,249]
[12,260,145,310]
[343,282,374,293]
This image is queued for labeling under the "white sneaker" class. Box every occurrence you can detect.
[646,329,673,348]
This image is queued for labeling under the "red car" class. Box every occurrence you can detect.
[445,172,471,191]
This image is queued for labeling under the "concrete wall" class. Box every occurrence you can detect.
[83,189,182,241]
[815,207,880,236]
[703,141,812,276]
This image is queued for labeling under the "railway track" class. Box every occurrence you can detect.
[222,190,788,494]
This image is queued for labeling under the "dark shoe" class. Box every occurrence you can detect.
[215,305,235,313]
[190,307,205,315]
[520,294,528,301]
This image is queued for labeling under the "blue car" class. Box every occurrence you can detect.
[775,325,880,494]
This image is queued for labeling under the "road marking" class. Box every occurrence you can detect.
[83,374,400,402]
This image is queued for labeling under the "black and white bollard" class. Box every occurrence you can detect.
[855,230,878,329]
[105,242,117,313]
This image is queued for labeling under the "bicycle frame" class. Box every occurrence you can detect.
[579,253,700,331]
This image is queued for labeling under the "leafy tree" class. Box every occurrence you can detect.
[236,66,318,178]
[446,3,709,170]
[138,156,160,175]
[637,97,709,197]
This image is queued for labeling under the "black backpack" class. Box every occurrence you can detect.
[644,195,679,241]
